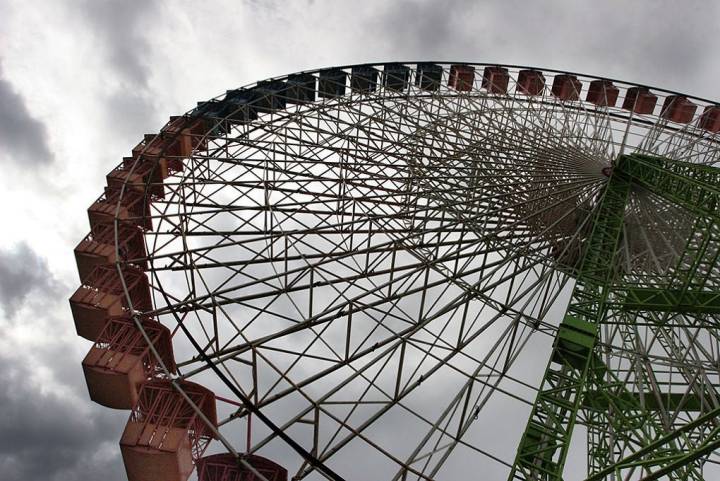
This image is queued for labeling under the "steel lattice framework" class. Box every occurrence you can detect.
[70,62,720,481]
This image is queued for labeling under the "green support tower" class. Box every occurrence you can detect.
[511,153,720,481]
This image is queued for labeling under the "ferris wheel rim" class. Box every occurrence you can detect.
[89,61,720,481]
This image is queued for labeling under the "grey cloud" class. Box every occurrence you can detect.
[538,1,717,91]
[0,242,62,318]
[604,2,716,89]
[371,0,479,59]
[0,65,54,166]
[0,349,127,481]
[104,88,160,139]
[76,0,164,147]
[0,242,127,480]
[80,0,161,89]
[366,0,717,99]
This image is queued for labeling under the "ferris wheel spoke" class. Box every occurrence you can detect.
[152,188,568,318]
[159,156,600,392]
[210,246,564,422]
[179,223,556,376]
[303,274,562,477]
[397,318,540,480]
[253,240,564,428]
[175,233,566,379]
[258,312,516,476]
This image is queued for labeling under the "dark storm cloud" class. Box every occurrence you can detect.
[0,64,54,166]
[0,242,124,481]
[0,243,124,480]
[0,349,127,481]
[503,1,717,93]
[0,242,62,318]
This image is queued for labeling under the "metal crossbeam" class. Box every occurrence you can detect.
[584,390,712,412]
[619,287,720,314]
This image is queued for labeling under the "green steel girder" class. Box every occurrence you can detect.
[584,355,677,477]
[615,213,720,315]
[584,331,714,481]
[509,171,632,481]
[619,288,720,314]
[584,389,712,412]
[584,354,717,479]
[616,159,720,314]
[511,154,720,481]
[615,154,720,221]
[579,154,720,481]
[585,406,720,481]
[669,214,720,290]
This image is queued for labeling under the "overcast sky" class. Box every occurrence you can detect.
[1,1,719,480]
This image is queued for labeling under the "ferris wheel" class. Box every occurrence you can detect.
[70,62,720,481]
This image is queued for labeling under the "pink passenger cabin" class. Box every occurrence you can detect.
[69,265,152,340]
[660,95,697,124]
[106,157,165,199]
[88,186,152,231]
[74,222,146,281]
[516,69,545,96]
[448,64,475,92]
[551,75,582,101]
[120,380,217,481]
[162,116,209,157]
[622,87,657,114]
[83,315,175,409]
[585,80,619,107]
[197,453,288,481]
[482,66,509,94]
[700,106,720,133]
[131,134,184,180]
